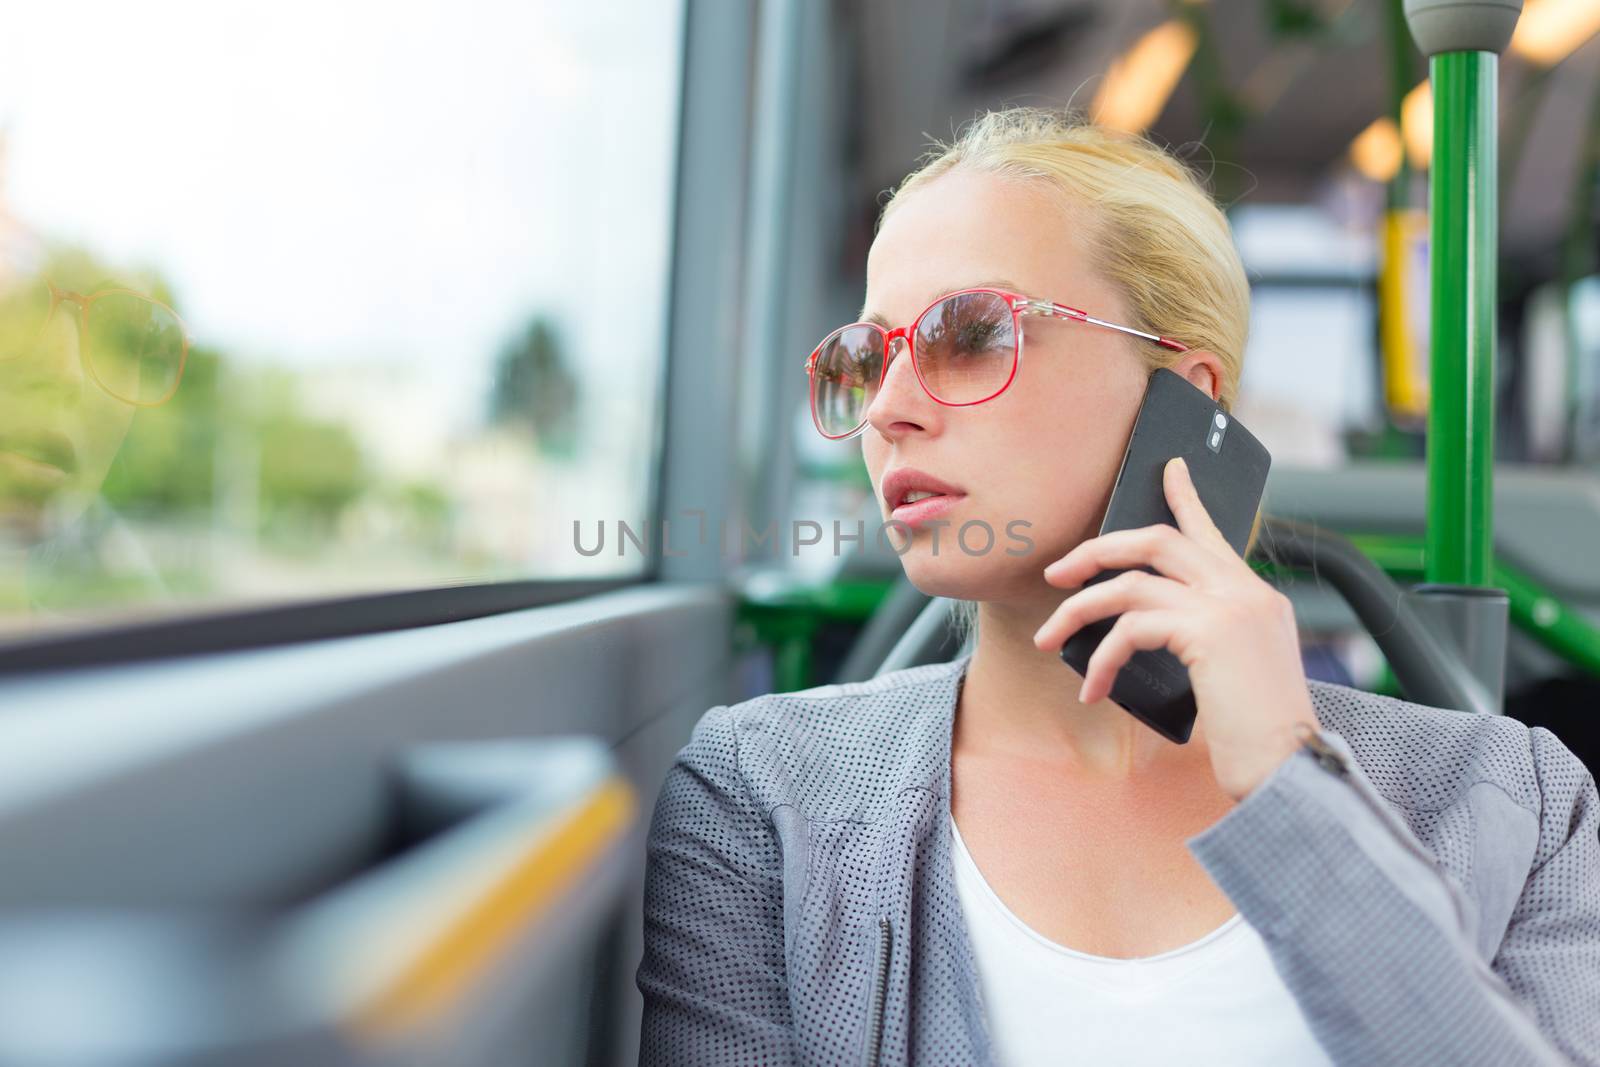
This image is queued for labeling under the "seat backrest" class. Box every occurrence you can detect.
[834,581,967,683]
[874,594,966,677]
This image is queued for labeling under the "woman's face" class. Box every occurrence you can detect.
[0,278,139,545]
[859,168,1212,607]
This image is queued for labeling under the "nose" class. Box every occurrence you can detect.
[863,331,935,438]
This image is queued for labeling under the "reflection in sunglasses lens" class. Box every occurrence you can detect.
[914,291,1015,405]
[86,293,186,406]
[812,324,883,437]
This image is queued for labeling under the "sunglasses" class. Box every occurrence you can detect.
[0,277,190,407]
[804,287,1187,439]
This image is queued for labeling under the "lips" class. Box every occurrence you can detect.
[882,467,965,509]
[0,428,78,476]
[881,467,967,528]
[890,494,964,528]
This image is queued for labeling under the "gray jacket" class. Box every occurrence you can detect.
[636,655,1600,1066]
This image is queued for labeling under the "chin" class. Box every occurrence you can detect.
[895,548,1008,601]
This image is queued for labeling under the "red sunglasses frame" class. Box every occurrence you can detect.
[804,286,1187,440]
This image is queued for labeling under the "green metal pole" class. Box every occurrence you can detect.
[1404,0,1520,712]
[1425,49,1498,587]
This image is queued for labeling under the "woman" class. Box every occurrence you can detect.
[635,107,1600,1066]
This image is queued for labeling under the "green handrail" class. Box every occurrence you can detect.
[1426,49,1500,588]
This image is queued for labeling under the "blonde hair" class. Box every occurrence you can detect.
[876,107,1258,649]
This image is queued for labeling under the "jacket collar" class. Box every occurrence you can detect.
[919,651,996,1062]
[932,651,975,800]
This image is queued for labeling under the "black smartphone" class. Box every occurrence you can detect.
[1059,368,1272,744]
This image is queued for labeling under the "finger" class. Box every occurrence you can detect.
[1076,608,1187,704]
[1044,522,1212,590]
[1032,568,1191,651]
[1163,457,1237,558]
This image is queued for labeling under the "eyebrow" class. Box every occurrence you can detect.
[858,279,1025,327]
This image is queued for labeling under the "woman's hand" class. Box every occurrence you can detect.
[1031,456,1317,800]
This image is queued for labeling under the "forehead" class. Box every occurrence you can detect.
[860,168,1102,325]
[857,277,1026,328]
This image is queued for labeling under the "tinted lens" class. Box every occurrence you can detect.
[811,324,884,436]
[85,293,187,404]
[913,290,1015,404]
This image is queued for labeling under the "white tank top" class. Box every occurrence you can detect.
[950,818,1335,1066]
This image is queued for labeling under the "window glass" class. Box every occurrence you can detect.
[0,0,683,638]
[1230,204,1379,468]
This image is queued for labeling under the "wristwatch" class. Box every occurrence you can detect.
[1292,720,1350,776]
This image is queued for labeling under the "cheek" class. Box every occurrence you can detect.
[976,381,1134,549]
[860,436,885,487]
[978,429,1079,535]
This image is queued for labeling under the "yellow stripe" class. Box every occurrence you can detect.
[349,776,636,1043]
[1379,208,1428,419]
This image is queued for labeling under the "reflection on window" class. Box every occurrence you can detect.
[0,0,683,638]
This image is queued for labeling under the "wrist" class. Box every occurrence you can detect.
[1222,719,1318,801]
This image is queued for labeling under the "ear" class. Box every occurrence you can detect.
[1168,350,1224,403]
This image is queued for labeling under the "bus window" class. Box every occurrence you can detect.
[0,0,684,643]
